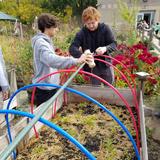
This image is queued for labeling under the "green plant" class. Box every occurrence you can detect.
[32,145,46,155]
[78,102,88,108]
[104,139,116,153]
[0,0,42,24]
[66,126,78,137]
[54,26,80,51]
[82,115,97,126]
[117,0,138,27]
[114,43,160,95]
[146,127,154,138]
[16,41,33,85]
[116,0,139,45]
[1,35,33,86]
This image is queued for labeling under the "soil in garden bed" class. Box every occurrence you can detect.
[17,102,136,160]
[15,101,160,160]
[147,136,160,160]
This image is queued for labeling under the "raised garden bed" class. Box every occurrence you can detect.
[17,102,136,160]
[1,86,159,159]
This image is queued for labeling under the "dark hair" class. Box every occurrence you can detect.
[38,13,58,33]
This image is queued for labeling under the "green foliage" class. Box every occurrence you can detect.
[116,0,139,45]
[78,102,88,108]
[82,115,97,126]
[41,0,97,21]
[146,127,154,138]
[1,35,20,66]
[0,0,42,24]
[117,0,139,26]
[127,30,140,46]
[66,127,78,137]
[0,0,97,24]
[104,139,117,156]
[70,0,97,17]
[32,145,46,155]
[74,74,86,84]
[1,35,33,85]
[17,2,42,24]
[54,26,80,50]
[0,21,14,36]
[17,41,33,85]
[114,43,160,95]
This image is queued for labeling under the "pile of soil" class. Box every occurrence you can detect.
[17,102,136,160]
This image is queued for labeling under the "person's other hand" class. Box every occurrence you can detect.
[77,54,93,64]
[2,90,9,101]
[96,47,107,55]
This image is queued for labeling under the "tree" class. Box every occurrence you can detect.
[116,0,139,45]
[117,0,139,27]
[0,0,43,24]
[0,0,97,24]
[41,0,97,23]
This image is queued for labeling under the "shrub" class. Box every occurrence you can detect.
[16,41,33,85]
[113,42,160,95]
[1,35,33,86]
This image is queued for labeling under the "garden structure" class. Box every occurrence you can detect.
[0,55,159,160]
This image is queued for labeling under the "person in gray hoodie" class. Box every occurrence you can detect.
[0,47,9,111]
[32,13,93,106]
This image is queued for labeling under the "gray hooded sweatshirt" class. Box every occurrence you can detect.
[32,33,78,89]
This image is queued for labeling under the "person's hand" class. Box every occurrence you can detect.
[2,90,9,101]
[96,47,107,55]
[77,54,93,64]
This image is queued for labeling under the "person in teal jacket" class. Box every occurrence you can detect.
[153,23,160,35]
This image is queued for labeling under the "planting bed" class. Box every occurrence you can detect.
[1,85,159,160]
[17,102,136,160]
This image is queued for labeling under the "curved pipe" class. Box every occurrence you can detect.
[30,70,140,151]
[1,109,96,160]
[94,55,136,88]
[95,58,137,105]
[58,59,140,140]
[94,58,140,130]
[94,54,140,127]
[6,83,140,159]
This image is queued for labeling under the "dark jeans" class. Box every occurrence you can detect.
[90,67,114,85]
[34,87,57,106]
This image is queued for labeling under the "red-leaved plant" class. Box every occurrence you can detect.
[113,42,160,95]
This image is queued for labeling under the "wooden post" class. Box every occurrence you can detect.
[142,30,144,41]
[148,29,154,49]
[19,22,23,40]
[136,72,149,160]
